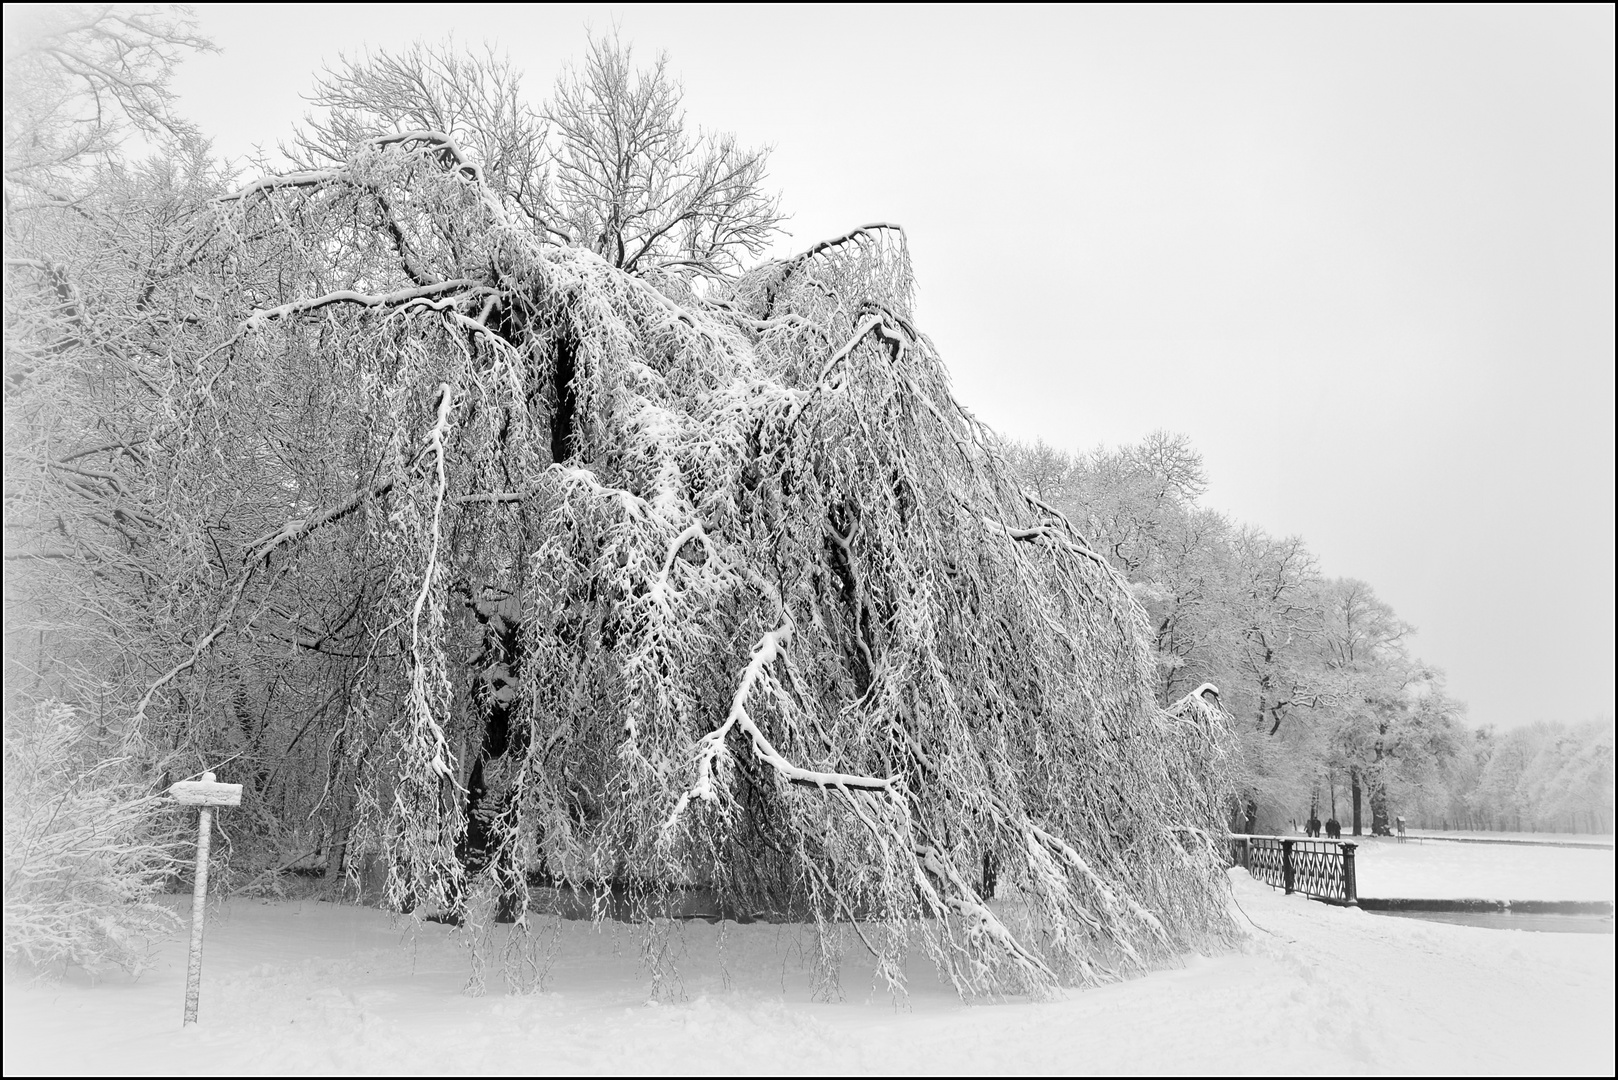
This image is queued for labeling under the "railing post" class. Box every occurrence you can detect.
[1341,842,1357,903]
[1281,838,1295,894]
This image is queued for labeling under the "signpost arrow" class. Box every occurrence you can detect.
[169,771,241,1026]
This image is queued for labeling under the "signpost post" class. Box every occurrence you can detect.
[169,771,242,1026]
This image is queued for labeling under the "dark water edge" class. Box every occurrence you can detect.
[1357,897,1613,914]
[1363,909,1614,934]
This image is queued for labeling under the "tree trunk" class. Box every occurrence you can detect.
[550,334,579,464]
[1369,736,1390,836]
[1350,768,1363,837]
[325,800,354,888]
[455,600,528,922]
[1370,785,1390,837]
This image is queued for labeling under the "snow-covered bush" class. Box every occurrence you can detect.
[2,702,182,976]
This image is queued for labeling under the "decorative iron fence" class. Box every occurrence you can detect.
[1229,836,1358,904]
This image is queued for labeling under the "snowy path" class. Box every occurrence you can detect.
[4,871,1612,1076]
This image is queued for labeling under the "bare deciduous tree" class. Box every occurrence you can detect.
[546,35,782,274]
[3,4,210,189]
[293,36,784,278]
[292,41,550,231]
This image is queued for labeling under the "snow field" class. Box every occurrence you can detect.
[4,866,1613,1076]
[1350,836,1615,901]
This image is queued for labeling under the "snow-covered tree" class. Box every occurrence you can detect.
[3,4,225,721]
[1529,722,1615,833]
[5,26,1245,995]
[99,118,1240,995]
[2,10,227,977]
[4,2,226,724]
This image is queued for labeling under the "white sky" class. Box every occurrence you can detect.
[161,3,1614,732]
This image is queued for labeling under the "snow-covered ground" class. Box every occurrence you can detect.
[4,866,1613,1076]
[1352,836,1615,901]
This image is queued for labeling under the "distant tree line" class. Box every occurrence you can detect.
[1006,435,1614,837]
[1424,721,1613,834]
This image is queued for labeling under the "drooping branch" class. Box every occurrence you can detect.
[663,577,900,835]
[403,382,459,779]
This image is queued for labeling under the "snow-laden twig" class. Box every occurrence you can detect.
[648,520,713,609]
[983,516,1113,569]
[785,222,904,269]
[246,475,399,560]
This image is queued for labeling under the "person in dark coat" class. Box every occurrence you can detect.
[1306,814,1322,838]
[1325,818,1341,840]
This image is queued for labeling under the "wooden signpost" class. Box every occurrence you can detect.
[168,771,242,1026]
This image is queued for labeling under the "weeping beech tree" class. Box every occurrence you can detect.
[121,129,1237,996]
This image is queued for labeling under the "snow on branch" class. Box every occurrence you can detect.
[222,128,514,240]
[648,520,714,609]
[218,169,343,202]
[915,843,1056,984]
[790,222,905,267]
[982,516,1114,570]
[1026,822,1166,942]
[370,129,514,229]
[812,311,908,390]
[128,401,451,734]
[246,476,398,560]
[243,281,491,329]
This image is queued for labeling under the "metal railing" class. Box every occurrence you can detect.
[1229,835,1358,904]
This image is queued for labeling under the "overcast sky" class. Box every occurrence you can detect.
[164,3,1614,732]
